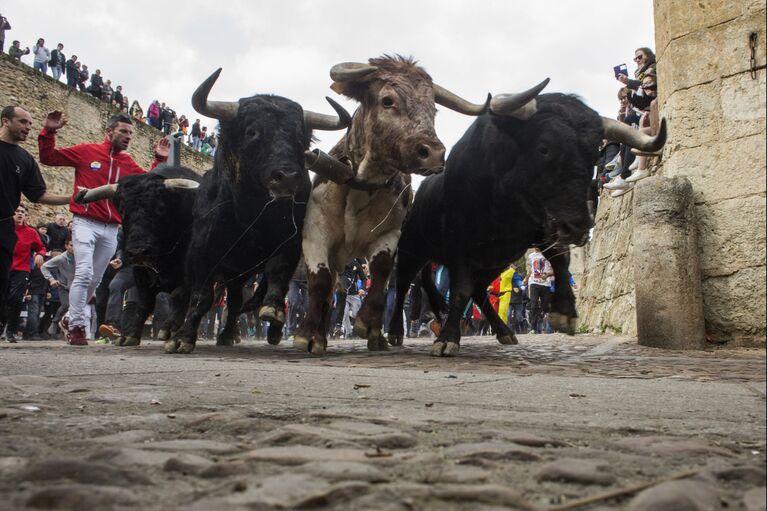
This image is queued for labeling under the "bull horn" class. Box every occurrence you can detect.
[489,78,551,119]
[304,149,354,184]
[602,117,668,152]
[164,178,200,190]
[304,97,352,131]
[74,184,118,204]
[330,62,379,82]
[192,68,239,121]
[433,84,490,116]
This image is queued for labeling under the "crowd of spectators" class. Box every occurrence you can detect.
[1,12,217,155]
[597,46,661,198]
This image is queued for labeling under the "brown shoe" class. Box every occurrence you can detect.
[98,324,121,339]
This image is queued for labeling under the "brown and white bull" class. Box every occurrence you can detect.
[295,55,548,354]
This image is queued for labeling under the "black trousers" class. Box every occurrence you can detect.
[528,284,552,334]
[0,222,16,326]
[3,271,30,337]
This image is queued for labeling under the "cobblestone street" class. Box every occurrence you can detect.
[1,334,764,510]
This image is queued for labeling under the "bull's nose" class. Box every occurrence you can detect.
[416,142,446,167]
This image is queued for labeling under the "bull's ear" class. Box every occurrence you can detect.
[330,81,365,102]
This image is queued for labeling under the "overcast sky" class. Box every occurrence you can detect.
[4,1,653,158]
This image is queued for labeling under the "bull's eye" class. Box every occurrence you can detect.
[538,146,549,156]
[246,128,260,140]
[381,96,395,108]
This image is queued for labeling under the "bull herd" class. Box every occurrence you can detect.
[78,55,667,358]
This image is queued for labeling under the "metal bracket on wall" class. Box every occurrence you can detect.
[749,32,758,79]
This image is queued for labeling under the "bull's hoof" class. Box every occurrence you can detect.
[497,333,519,345]
[259,305,285,324]
[310,338,327,355]
[164,340,180,354]
[388,333,403,347]
[157,329,170,341]
[550,312,577,335]
[267,323,283,345]
[293,335,310,352]
[443,341,460,357]
[122,336,141,347]
[216,337,234,347]
[431,341,446,357]
[177,341,196,354]
[367,332,389,352]
[115,336,127,347]
[352,316,370,339]
[293,334,326,354]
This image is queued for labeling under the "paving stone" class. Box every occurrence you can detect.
[627,479,720,511]
[259,423,417,450]
[743,487,766,511]
[615,436,734,457]
[88,447,183,467]
[26,484,139,509]
[502,431,569,448]
[246,445,370,465]
[443,442,541,462]
[133,439,241,454]
[709,464,767,485]
[430,464,492,484]
[163,453,215,474]
[198,460,250,478]
[297,461,389,482]
[90,429,156,444]
[433,484,535,509]
[537,458,616,485]
[224,473,369,508]
[0,456,27,477]
[17,458,151,486]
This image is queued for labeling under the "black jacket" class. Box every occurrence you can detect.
[49,49,65,67]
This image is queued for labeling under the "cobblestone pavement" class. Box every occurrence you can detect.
[0,334,764,510]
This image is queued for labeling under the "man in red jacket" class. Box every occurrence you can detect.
[38,111,169,345]
[1,205,46,343]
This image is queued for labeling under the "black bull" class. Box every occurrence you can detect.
[387,93,667,356]
[76,165,202,346]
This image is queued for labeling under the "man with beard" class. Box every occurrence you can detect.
[0,106,69,341]
[38,111,169,345]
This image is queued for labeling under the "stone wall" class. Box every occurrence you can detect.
[578,0,766,345]
[0,55,212,225]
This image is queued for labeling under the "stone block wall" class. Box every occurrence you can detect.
[578,0,766,345]
[0,55,212,226]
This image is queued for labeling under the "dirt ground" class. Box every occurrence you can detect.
[0,333,764,510]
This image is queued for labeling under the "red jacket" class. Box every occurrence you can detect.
[12,224,46,273]
[38,129,165,224]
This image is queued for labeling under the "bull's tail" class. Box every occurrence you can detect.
[420,265,447,321]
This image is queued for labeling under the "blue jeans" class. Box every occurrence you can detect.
[51,65,63,80]
[33,61,48,74]
[24,294,44,338]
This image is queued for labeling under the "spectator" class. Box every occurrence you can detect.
[130,100,144,122]
[32,38,49,74]
[36,224,50,250]
[190,119,202,150]
[618,47,656,92]
[524,247,553,335]
[112,85,124,109]
[23,261,48,340]
[160,103,175,134]
[88,69,103,98]
[101,80,113,103]
[147,100,160,129]
[0,13,10,53]
[177,115,189,136]
[624,74,659,184]
[45,213,69,253]
[0,206,45,343]
[41,237,75,337]
[8,40,29,61]
[65,54,78,88]
[49,43,65,81]
[37,111,169,345]
[0,106,70,340]
[77,64,89,92]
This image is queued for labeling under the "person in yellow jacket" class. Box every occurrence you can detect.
[497,265,518,325]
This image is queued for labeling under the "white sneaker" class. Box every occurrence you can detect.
[625,169,650,183]
[604,154,621,171]
[611,184,634,197]
[604,176,630,190]
[628,160,639,171]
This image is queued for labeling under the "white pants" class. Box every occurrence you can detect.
[70,216,118,336]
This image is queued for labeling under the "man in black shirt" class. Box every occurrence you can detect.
[0,106,69,330]
[45,213,69,253]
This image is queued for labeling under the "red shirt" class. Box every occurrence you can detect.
[12,224,46,273]
[38,129,166,224]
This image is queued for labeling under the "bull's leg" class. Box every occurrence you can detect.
[353,251,393,351]
[543,245,577,335]
[257,253,297,346]
[169,284,214,355]
[241,275,267,314]
[471,283,518,346]
[218,280,245,346]
[387,255,427,347]
[121,284,156,347]
[433,264,473,357]
[294,264,334,355]
[157,285,189,341]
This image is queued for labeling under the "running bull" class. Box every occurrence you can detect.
[388,93,668,356]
